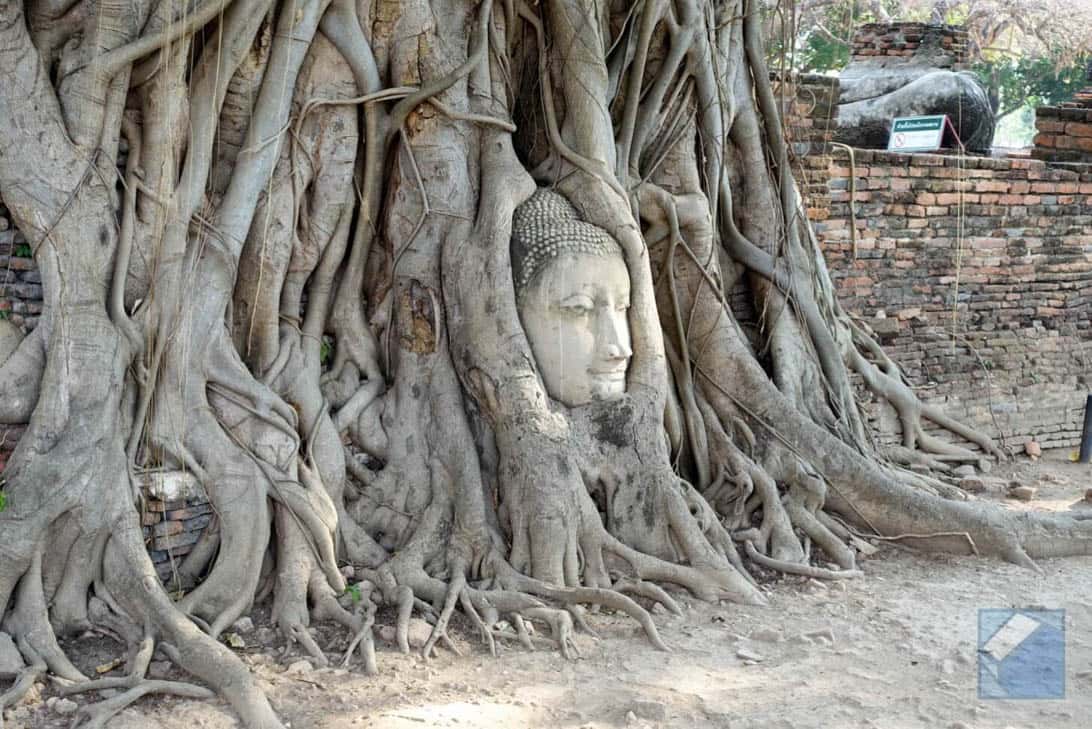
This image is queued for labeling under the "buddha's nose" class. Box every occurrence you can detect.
[600,312,633,361]
[604,341,632,360]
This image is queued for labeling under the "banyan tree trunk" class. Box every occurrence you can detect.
[1,0,1090,726]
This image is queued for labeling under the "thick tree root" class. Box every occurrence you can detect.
[71,681,216,729]
[0,639,46,722]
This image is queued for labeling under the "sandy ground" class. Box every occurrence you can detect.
[4,454,1091,729]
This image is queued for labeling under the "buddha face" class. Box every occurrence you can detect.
[518,251,632,407]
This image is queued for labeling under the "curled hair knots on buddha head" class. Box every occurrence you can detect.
[510,188,624,301]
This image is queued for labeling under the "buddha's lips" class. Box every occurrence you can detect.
[589,367,627,379]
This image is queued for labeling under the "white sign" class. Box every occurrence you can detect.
[888,115,948,152]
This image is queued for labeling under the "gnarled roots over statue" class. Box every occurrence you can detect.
[0,0,1090,727]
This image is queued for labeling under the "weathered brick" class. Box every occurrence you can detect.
[1064,122,1092,137]
[798,141,1092,454]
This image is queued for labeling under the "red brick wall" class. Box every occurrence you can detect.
[1034,105,1092,164]
[850,23,970,68]
[777,72,841,220]
[0,201,38,472]
[816,149,1092,450]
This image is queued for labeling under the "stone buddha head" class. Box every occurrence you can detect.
[511,189,632,407]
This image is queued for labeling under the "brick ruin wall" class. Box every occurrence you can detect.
[818,150,1092,451]
[1033,89,1092,165]
[0,201,39,475]
[773,72,840,220]
[0,200,209,581]
[779,72,1092,452]
[849,22,970,68]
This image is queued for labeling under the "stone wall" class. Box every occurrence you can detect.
[816,149,1092,450]
[0,202,39,473]
[1033,92,1092,164]
[0,203,211,582]
[776,72,841,221]
[0,202,43,332]
[135,472,211,582]
[849,22,970,68]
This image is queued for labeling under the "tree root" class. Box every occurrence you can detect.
[57,634,155,697]
[339,581,379,673]
[742,542,863,580]
[3,551,86,682]
[70,680,216,729]
[0,638,46,718]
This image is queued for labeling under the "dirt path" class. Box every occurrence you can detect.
[5,455,1091,728]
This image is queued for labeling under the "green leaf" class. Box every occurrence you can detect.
[345,583,362,604]
[320,338,333,365]
[13,243,31,258]
[0,491,6,512]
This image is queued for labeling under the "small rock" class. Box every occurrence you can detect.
[631,700,668,721]
[232,617,255,634]
[953,465,976,478]
[285,659,313,675]
[406,619,434,648]
[340,565,355,580]
[19,682,42,706]
[377,618,434,649]
[651,602,667,615]
[52,698,79,715]
[1008,485,1037,502]
[0,632,24,680]
[749,628,783,643]
[735,647,765,662]
[959,476,986,494]
[948,722,973,729]
[625,710,639,725]
[977,458,993,474]
[1025,441,1042,458]
[1084,488,1092,503]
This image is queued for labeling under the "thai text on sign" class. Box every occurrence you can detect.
[888,115,948,153]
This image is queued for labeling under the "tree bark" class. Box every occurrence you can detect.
[1,1,1089,726]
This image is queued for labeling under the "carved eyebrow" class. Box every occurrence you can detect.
[558,293,595,307]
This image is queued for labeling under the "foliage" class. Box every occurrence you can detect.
[977,55,1090,119]
[795,24,851,72]
[780,0,1092,73]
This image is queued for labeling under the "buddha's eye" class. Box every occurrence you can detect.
[559,295,594,315]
